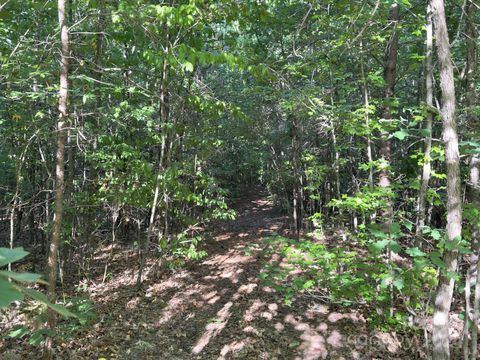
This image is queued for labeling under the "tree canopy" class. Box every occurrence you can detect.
[0,0,479,359]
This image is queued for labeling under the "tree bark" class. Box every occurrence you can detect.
[291,116,300,240]
[137,29,170,286]
[430,0,463,359]
[94,0,105,136]
[416,4,434,240]
[43,0,69,358]
[379,2,399,232]
[360,41,374,190]
[464,1,479,358]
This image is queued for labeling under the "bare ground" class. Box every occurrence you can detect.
[1,191,420,359]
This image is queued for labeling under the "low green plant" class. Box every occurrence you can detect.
[0,247,75,317]
[258,232,439,330]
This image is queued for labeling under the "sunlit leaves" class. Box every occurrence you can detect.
[392,129,408,140]
[405,247,426,257]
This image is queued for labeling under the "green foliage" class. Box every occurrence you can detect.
[0,247,75,318]
[7,297,95,346]
[258,234,438,329]
[172,235,208,261]
[329,187,392,216]
[0,0,475,352]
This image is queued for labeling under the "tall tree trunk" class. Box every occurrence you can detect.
[138,31,170,286]
[416,4,434,241]
[330,118,341,201]
[379,2,399,231]
[360,41,374,190]
[93,0,105,145]
[328,70,341,201]
[9,198,17,272]
[291,116,300,240]
[380,2,399,319]
[43,0,69,358]
[48,0,69,300]
[472,257,480,359]
[464,1,479,358]
[431,0,463,359]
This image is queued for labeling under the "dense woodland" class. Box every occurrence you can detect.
[0,0,480,359]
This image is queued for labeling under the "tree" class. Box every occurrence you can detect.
[464,0,479,358]
[416,4,434,240]
[1,1,480,358]
[378,3,399,226]
[43,0,69,357]
[430,0,462,358]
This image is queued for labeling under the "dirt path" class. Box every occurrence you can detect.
[4,192,414,359]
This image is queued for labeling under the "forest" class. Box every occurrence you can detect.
[0,0,478,359]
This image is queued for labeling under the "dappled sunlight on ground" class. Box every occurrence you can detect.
[192,301,233,354]
[0,191,418,359]
[125,193,409,359]
[285,314,328,360]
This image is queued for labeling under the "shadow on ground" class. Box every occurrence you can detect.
[1,192,416,360]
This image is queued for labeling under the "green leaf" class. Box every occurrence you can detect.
[303,280,315,290]
[393,278,404,291]
[403,222,413,231]
[29,330,48,346]
[445,271,460,282]
[380,275,392,289]
[258,272,269,280]
[183,61,194,72]
[431,229,442,241]
[0,271,43,283]
[8,325,29,339]
[0,247,29,267]
[414,257,429,270]
[0,278,23,307]
[406,247,426,257]
[390,223,401,234]
[21,288,77,318]
[430,251,445,269]
[369,227,388,239]
[389,240,402,254]
[392,129,408,140]
[370,239,389,252]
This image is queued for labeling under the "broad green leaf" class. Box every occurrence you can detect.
[414,258,429,270]
[0,271,43,283]
[8,325,29,339]
[369,227,388,239]
[393,278,404,291]
[380,275,393,289]
[406,247,426,257]
[0,247,29,267]
[183,61,194,72]
[390,223,401,234]
[430,251,445,269]
[392,129,408,140]
[21,288,77,318]
[303,280,315,290]
[431,229,442,241]
[445,271,460,282]
[370,239,389,252]
[403,222,413,231]
[389,240,402,254]
[0,278,23,307]
[29,330,48,346]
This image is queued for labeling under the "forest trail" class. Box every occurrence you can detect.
[67,190,411,360]
[12,191,411,360]
[0,1,470,359]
